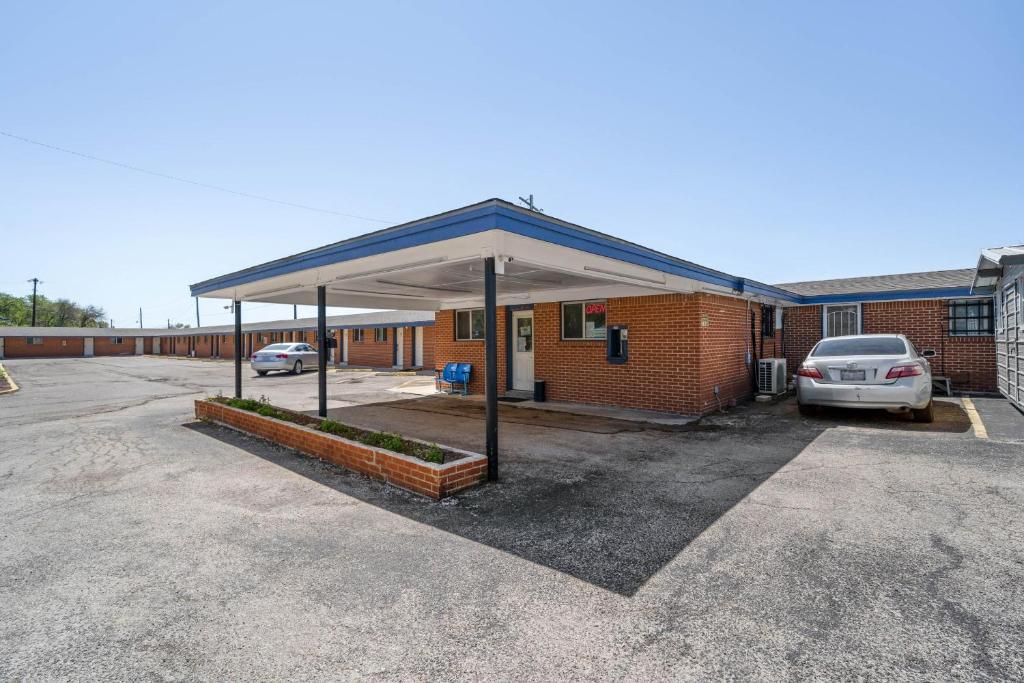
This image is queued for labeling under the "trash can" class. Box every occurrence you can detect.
[533,379,546,402]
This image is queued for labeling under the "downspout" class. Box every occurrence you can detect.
[748,299,758,394]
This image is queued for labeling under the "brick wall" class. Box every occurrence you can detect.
[420,325,435,369]
[781,305,823,375]
[534,296,698,413]
[347,327,395,368]
[863,300,995,392]
[93,336,136,356]
[434,308,508,395]
[218,334,236,359]
[2,336,85,358]
[433,293,775,415]
[192,334,214,358]
[696,295,762,412]
[402,326,414,367]
[782,300,996,392]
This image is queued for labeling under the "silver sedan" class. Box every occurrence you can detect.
[250,343,319,376]
[796,334,935,422]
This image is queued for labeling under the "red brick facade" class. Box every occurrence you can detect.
[434,293,773,415]
[435,307,509,393]
[419,325,435,370]
[346,328,395,368]
[143,325,428,369]
[782,300,996,392]
[92,336,136,356]
[2,336,86,358]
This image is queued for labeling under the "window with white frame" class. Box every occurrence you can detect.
[374,327,388,343]
[948,298,994,336]
[113,337,124,344]
[561,300,607,340]
[822,304,859,338]
[27,337,43,345]
[352,328,364,342]
[455,309,485,340]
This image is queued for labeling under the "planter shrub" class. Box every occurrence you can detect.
[195,399,487,499]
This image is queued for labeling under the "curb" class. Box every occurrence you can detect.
[0,363,20,396]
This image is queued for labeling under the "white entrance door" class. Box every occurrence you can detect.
[512,310,535,391]
[395,327,404,368]
[84,337,94,357]
[342,330,349,365]
[414,327,424,367]
[135,338,144,355]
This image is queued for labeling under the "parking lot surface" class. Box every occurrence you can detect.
[1,356,1022,680]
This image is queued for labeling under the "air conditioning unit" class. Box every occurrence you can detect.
[757,358,787,395]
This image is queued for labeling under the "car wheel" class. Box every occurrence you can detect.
[292,360,303,375]
[912,400,934,423]
[256,370,268,376]
[798,402,817,417]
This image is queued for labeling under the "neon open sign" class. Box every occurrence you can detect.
[585,303,607,315]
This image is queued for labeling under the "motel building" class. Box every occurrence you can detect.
[0,310,436,371]
[179,198,1002,480]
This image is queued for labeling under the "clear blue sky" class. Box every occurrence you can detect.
[2,1,1021,328]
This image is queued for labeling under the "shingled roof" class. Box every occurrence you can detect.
[775,268,975,297]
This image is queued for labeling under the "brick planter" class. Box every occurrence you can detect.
[195,400,487,499]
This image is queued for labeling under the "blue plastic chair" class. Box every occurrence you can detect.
[436,362,472,395]
[453,363,472,395]
[436,362,457,392]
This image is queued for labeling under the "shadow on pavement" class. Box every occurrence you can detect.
[186,398,832,596]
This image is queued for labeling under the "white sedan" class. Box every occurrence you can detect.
[250,343,319,376]
[796,334,935,422]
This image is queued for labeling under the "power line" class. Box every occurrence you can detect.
[0,130,394,224]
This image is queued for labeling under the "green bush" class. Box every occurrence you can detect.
[225,397,263,412]
[256,404,283,419]
[363,432,406,453]
[423,444,444,464]
[223,398,450,464]
[319,419,358,439]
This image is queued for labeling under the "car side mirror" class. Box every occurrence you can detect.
[921,349,936,358]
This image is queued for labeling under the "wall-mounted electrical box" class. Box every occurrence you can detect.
[607,325,628,364]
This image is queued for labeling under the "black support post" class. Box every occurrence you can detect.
[317,285,328,418]
[484,256,499,481]
[233,301,242,399]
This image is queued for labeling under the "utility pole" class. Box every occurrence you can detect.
[518,194,542,213]
[27,278,42,326]
[293,304,298,320]
[195,297,201,328]
[138,307,143,329]
[167,318,171,329]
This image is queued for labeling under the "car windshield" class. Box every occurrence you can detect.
[813,338,907,357]
[261,344,292,351]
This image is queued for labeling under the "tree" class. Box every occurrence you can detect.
[78,305,107,328]
[0,293,29,326]
[0,291,107,327]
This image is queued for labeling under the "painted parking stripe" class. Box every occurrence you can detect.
[962,398,988,439]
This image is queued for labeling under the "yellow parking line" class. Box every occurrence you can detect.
[962,397,988,439]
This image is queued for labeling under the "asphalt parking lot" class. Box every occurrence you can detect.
[1,356,1022,680]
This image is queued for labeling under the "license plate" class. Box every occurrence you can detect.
[841,369,865,381]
